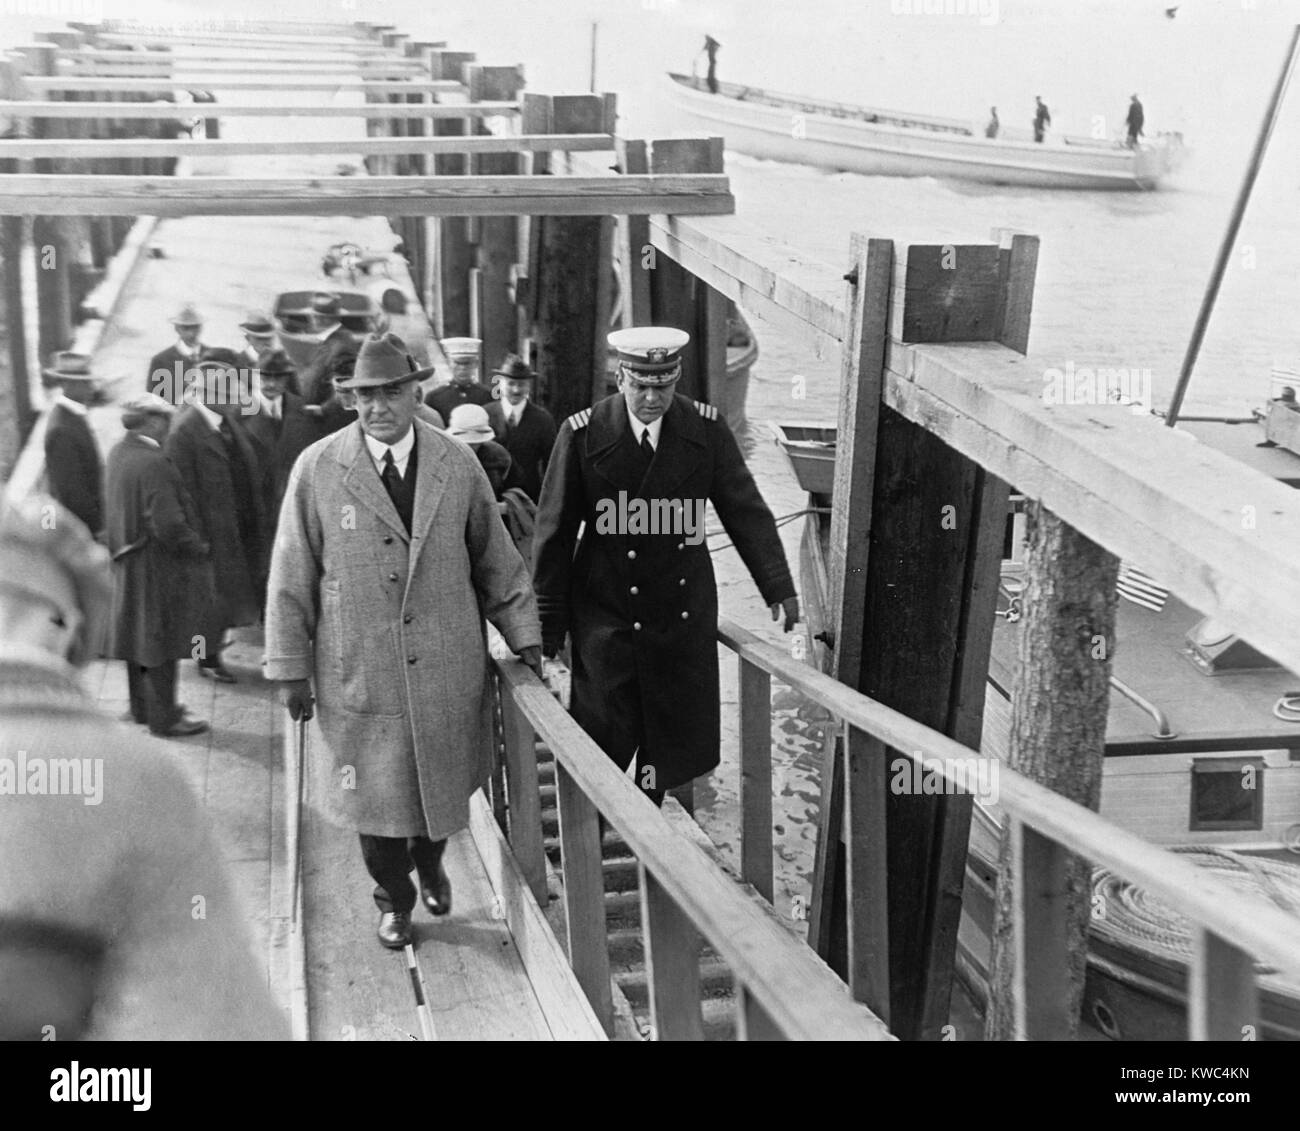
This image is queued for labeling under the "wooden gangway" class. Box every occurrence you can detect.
[5,17,1300,1043]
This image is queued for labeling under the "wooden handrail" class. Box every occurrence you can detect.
[491,656,892,1041]
[716,616,1300,983]
[0,135,613,160]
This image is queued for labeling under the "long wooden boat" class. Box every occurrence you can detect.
[772,392,1300,1039]
[668,73,1186,191]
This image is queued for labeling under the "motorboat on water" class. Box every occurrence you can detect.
[667,72,1186,191]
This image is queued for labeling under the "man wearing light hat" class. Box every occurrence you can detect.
[266,332,543,949]
[42,352,104,539]
[485,353,557,504]
[105,393,211,737]
[534,327,799,807]
[145,302,239,406]
[426,337,492,423]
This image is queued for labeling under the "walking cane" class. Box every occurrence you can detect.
[291,716,306,927]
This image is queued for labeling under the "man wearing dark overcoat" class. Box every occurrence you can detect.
[265,333,544,949]
[485,353,557,504]
[296,292,357,408]
[533,327,800,805]
[241,348,320,517]
[145,302,240,405]
[42,352,103,539]
[105,394,211,737]
[164,360,268,683]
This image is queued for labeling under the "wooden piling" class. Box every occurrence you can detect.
[809,235,1036,1040]
[431,50,476,338]
[528,93,617,422]
[468,64,527,373]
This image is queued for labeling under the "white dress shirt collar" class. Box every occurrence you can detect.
[364,425,416,478]
[175,339,202,359]
[135,433,161,449]
[54,392,88,417]
[261,393,283,420]
[629,415,662,449]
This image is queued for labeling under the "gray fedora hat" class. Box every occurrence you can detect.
[335,333,434,389]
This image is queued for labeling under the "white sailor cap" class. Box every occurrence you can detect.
[609,326,690,386]
[441,337,482,360]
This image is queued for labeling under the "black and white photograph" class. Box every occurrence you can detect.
[1,0,1298,1096]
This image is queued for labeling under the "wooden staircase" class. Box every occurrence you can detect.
[534,744,739,1040]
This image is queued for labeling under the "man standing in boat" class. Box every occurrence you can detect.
[1033,95,1051,143]
[532,327,799,808]
[703,35,721,94]
[1126,94,1145,148]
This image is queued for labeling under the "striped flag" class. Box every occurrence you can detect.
[1117,562,1169,611]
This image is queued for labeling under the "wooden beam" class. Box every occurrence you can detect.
[0,174,735,218]
[1008,823,1075,1039]
[501,693,546,905]
[430,51,478,339]
[738,657,774,902]
[466,792,607,1040]
[639,866,705,1040]
[843,726,890,1021]
[0,100,518,119]
[555,761,615,1035]
[0,135,611,160]
[615,137,652,328]
[25,78,468,94]
[646,213,1300,678]
[1189,929,1259,1041]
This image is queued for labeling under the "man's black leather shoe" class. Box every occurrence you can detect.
[377,911,412,948]
[151,716,210,738]
[420,862,452,917]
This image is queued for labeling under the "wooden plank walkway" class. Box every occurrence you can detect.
[71,60,596,1040]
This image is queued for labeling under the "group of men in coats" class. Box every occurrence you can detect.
[40,301,799,954]
[264,325,797,949]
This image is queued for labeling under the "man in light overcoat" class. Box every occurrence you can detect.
[264,333,543,949]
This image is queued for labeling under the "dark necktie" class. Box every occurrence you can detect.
[640,430,655,464]
[381,449,414,534]
[382,448,402,498]
[505,410,516,439]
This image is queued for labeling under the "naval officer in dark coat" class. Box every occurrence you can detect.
[532,327,799,803]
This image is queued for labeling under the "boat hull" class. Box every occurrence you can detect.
[668,74,1183,191]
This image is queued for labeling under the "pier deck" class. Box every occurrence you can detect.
[69,61,597,1042]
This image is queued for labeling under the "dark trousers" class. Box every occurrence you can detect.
[125,661,179,734]
[359,834,447,914]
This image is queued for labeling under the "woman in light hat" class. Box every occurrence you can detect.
[446,403,515,500]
